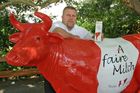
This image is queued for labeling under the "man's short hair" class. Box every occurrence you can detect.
[63,6,77,14]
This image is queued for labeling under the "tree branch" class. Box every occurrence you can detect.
[0,0,36,10]
[122,0,140,15]
[0,0,61,10]
[39,0,60,8]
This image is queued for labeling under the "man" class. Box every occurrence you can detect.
[49,6,93,39]
[44,6,93,93]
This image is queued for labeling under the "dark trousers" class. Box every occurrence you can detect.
[44,79,56,93]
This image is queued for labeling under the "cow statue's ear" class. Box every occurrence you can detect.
[9,32,21,43]
[48,33,64,43]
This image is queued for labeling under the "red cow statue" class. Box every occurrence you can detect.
[6,11,140,93]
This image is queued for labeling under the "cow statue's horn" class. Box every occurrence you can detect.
[9,13,24,32]
[34,12,52,31]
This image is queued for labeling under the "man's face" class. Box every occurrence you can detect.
[62,9,77,30]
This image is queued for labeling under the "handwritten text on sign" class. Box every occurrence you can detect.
[96,38,139,93]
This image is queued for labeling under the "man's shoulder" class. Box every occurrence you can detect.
[74,25,88,32]
[53,21,66,28]
[53,21,63,25]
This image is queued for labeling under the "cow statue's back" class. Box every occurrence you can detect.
[6,12,140,93]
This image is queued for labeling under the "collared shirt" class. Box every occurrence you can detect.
[49,21,93,40]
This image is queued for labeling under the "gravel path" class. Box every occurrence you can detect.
[0,77,45,93]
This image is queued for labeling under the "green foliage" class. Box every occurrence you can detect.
[0,3,38,55]
[75,0,140,38]
[0,9,14,56]
[0,1,37,72]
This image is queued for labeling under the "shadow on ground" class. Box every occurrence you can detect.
[0,77,44,93]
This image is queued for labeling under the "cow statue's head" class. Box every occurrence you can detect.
[6,12,63,66]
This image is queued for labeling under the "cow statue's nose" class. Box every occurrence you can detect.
[10,54,19,62]
[6,50,29,66]
[6,52,22,66]
[6,46,38,66]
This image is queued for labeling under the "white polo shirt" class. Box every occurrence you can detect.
[49,21,93,40]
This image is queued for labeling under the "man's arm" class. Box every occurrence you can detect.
[52,27,80,38]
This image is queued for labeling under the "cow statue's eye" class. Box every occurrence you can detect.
[35,36,41,41]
